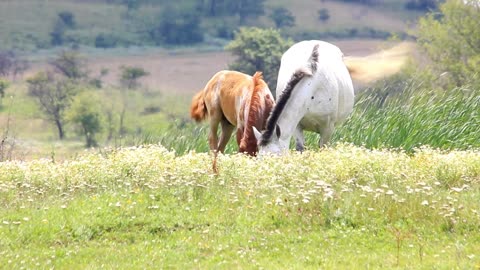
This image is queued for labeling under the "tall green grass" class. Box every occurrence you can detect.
[155,84,479,155]
[333,84,479,152]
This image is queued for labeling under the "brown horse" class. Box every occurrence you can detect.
[190,70,275,156]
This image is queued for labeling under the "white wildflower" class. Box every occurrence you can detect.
[275,198,284,206]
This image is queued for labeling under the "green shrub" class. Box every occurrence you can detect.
[416,0,480,87]
[226,27,293,95]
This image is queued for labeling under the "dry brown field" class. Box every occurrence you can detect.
[91,39,388,93]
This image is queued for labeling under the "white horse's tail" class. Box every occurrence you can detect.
[344,42,414,84]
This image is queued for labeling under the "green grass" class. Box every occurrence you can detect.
[332,84,480,152]
[155,84,480,155]
[1,144,479,268]
[0,82,191,159]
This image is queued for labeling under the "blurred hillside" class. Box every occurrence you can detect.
[0,0,436,51]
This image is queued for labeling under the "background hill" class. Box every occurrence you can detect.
[0,0,429,51]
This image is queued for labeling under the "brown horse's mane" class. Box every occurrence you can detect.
[240,71,271,155]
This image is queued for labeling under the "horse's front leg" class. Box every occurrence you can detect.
[217,119,235,153]
[294,125,305,151]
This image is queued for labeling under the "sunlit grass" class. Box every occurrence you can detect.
[0,144,479,268]
[333,85,480,152]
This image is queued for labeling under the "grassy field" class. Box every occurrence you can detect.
[0,144,479,268]
[1,1,479,268]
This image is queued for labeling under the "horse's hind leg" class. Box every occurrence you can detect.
[218,119,234,153]
[208,114,221,152]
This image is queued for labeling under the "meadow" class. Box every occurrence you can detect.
[1,80,479,268]
[0,143,479,268]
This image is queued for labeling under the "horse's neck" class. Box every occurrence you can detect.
[276,86,309,144]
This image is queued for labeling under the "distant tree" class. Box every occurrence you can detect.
[50,21,66,46]
[122,0,141,12]
[405,0,438,10]
[50,50,88,80]
[67,91,103,147]
[226,27,293,96]
[199,0,265,24]
[0,52,16,78]
[95,33,118,48]
[269,7,295,28]
[416,0,480,86]
[151,6,204,45]
[50,11,76,46]
[332,0,377,5]
[26,72,78,139]
[318,8,331,23]
[0,78,9,105]
[119,66,149,89]
[118,66,149,135]
[58,11,76,28]
[236,0,266,24]
[0,51,29,79]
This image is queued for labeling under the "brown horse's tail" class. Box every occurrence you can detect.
[190,91,207,122]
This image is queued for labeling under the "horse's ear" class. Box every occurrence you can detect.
[253,126,262,142]
[275,124,281,138]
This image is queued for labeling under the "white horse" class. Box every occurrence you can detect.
[253,40,355,154]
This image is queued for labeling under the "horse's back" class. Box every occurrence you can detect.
[203,70,254,126]
[276,41,345,97]
[277,40,354,129]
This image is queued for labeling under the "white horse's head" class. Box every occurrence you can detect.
[253,126,289,155]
